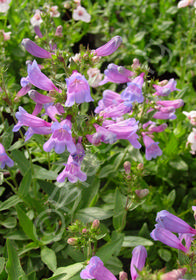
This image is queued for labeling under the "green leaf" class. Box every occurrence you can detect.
[96,231,124,262]
[113,188,126,231]
[41,247,57,272]
[2,125,14,149]
[1,217,17,228]
[158,249,171,262]
[169,158,188,171]
[99,165,115,178]
[75,207,113,223]
[18,168,32,197]
[33,165,58,180]
[0,195,22,211]
[166,189,176,206]
[0,187,5,196]
[0,257,5,274]
[6,239,27,280]
[15,205,38,242]
[11,150,30,175]
[50,263,83,280]
[122,236,153,247]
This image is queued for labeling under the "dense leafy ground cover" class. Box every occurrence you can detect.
[0,0,196,279]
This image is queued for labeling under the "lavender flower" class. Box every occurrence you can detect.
[80,256,117,280]
[65,72,93,107]
[99,64,134,85]
[56,155,86,183]
[94,36,122,57]
[13,106,51,132]
[150,224,188,253]
[153,79,179,96]
[43,119,76,154]
[156,210,196,235]
[0,143,14,169]
[22,39,52,58]
[161,268,187,280]
[121,73,145,104]
[142,134,162,160]
[28,90,55,104]
[130,245,147,280]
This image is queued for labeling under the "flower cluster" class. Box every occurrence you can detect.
[13,34,184,183]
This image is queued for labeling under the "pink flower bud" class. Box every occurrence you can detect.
[137,163,144,170]
[55,25,63,37]
[67,238,77,245]
[82,228,87,233]
[124,161,131,174]
[192,206,196,220]
[119,271,128,280]
[135,189,149,198]
[92,219,100,229]
[94,36,122,57]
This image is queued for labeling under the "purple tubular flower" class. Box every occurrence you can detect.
[33,26,43,38]
[94,36,122,57]
[44,103,64,121]
[65,72,94,107]
[71,138,85,164]
[153,110,176,120]
[86,124,117,145]
[80,256,117,280]
[99,102,132,119]
[156,99,184,109]
[156,210,196,235]
[13,106,51,132]
[153,79,179,96]
[27,60,59,91]
[17,84,32,97]
[99,64,134,85]
[102,119,141,149]
[142,135,162,160]
[22,38,52,58]
[28,90,55,104]
[150,224,188,253]
[0,143,14,169]
[161,268,187,280]
[143,122,167,133]
[179,233,194,251]
[130,245,147,280]
[25,126,52,141]
[56,155,87,183]
[43,119,76,154]
[121,73,144,104]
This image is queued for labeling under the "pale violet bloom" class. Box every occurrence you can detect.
[55,25,63,37]
[0,0,11,13]
[13,106,51,132]
[161,268,187,280]
[22,39,52,59]
[65,71,93,107]
[94,36,122,57]
[73,5,91,23]
[57,156,87,183]
[142,134,162,160]
[43,119,76,154]
[150,224,188,253]
[156,210,196,235]
[80,256,117,280]
[130,246,147,280]
[30,9,43,38]
[153,79,179,96]
[99,63,134,85]
[0,143,14,169]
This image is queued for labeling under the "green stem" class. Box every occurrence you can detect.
[4,178,17,194]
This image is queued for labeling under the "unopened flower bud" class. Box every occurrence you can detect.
[131,58,140,70]
[124,161,131,174]
[192,206,196,220]
[135,189,149,198]
[55,25,63,37]
[64,2,71,9]
[137,163,144,170]
[67,238,77,245]
[82,228,87,233]
[119,271,128,280]
[92,219,100,229]
[159,79,168,86]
